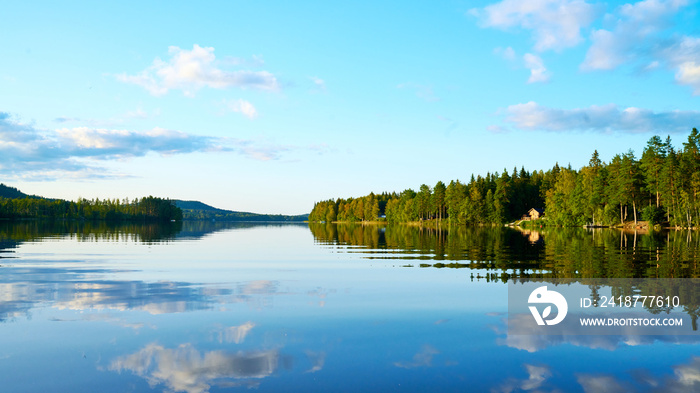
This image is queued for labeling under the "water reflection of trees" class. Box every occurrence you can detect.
[311,224,700,328]
[309,223,700,279]
[0,220,309,248]
[0,220,183,244]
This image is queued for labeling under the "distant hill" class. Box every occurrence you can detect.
[175,200,308,222]
[0,184,181,221]
[0,183,40,199]
[175,200,226,212]
[0,185,306,222]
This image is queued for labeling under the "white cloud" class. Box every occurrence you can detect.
[225,99,258,119]
[523,53,550,83]
[676,62,700,93]
[499,101,700,133]
[664,37,700,95]
[117,45,280,96]
[472,0,599,52]
[55,126,223,156]
[579,0,700,95]
[581,0,690,71]
[582,29,629,70]
[0,112,316,179]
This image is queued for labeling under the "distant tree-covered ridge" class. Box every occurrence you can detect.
[310,129,700,228]
[0,183,41,200]
[175,200,308,222]
[0,187,181,222]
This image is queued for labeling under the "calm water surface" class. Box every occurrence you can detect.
[1,221,700,392]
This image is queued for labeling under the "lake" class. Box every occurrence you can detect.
[1,221,700,392]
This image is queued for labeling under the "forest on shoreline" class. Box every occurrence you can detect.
[0,184,182,222]
[309,129,700,228]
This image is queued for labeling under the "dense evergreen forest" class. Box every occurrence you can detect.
[0,185,182,222]
[309,129,700,228]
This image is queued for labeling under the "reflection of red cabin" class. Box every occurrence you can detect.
[522,208,544,221]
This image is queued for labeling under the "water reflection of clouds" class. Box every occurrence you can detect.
[576,374,628,393]
[495,364,551,393]
[0,268,221,318]
[494,358,700,392]
[495,314,700,352]
[213,321,256,344]
[304,350,326,373]
[0,264,331,321]
[578,358,700,392]
[110,343,282,393]
[393,345,440,369]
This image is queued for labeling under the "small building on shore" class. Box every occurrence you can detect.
[522,208,544,221]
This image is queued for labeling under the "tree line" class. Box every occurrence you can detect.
[0,195,182,222]
[309,129,700,228]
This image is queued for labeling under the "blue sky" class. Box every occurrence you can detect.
[1,0,700,214]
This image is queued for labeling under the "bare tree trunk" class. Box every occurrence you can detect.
[620,205,624,225]
[633,200,637,226]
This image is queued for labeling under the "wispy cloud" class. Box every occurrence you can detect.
[497,101,700,134]
[664,36,700,95]
[225,99,258,119]
[494,47,551,82]
[117,45,280,96]
[494,46,517,61]
[523,53,550,83]
[475,0,700,93]
[578,0,700,95]
[471,0,600,52]
[309,76,326,92]
[581,0,690,71]
[0,112,315,180]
